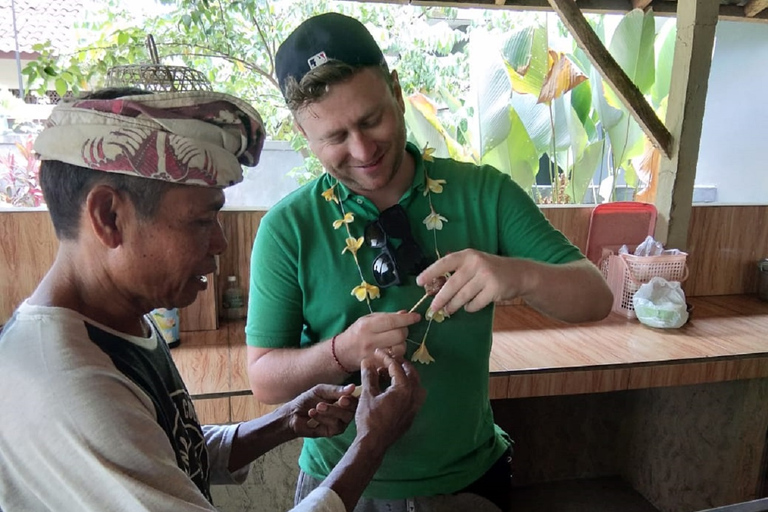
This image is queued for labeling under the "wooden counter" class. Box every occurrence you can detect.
[172,294,768,424]
[489,294,768,399]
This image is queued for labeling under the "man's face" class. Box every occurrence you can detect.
[119,185,227,311]
[295,67,407,196]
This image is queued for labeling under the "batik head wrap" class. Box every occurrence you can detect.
[33,91,265,188]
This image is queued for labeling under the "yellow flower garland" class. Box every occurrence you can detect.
[324,144,448,364]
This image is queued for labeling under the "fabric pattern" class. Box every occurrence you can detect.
[33,91,265,187]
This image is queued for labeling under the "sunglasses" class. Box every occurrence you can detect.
[364,204,433,288]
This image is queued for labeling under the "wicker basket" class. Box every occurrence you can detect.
[106,35,212,93]
[602,252,689,318]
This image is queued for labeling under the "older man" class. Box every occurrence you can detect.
[245,12,613,512]
[0,88,424,512]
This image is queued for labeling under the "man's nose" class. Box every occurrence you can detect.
[348,131,376,163]
[210,216,228,255]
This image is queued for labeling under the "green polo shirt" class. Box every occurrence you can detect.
[246,142,583,499]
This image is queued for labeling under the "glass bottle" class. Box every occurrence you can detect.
[222,275,246,321]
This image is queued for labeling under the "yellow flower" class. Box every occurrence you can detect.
[351,281,381,301]
[342,236,364,256]
[423,211,448,231]
[426,308,449,323]
[333,212,355,229]
[423,176,447,196]
[422,144,436,162]
[322,186,339,204]
[412,341,435,364]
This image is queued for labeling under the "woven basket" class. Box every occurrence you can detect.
[602,252,689,318]
[106,35,212,93]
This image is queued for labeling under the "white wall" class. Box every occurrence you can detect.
[695,20,768,204]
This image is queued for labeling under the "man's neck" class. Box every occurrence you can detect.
[29,247,148,337]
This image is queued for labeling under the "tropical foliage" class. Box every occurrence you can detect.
[18,0,674,204]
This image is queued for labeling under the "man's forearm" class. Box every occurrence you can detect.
[248,344,351,404]
[518,259,613,323]
[227,406,296,473]
[319,436,387,512]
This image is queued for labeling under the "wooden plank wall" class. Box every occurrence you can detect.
[2,205,766,325]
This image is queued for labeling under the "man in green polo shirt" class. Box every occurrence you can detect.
[245,12,613,511]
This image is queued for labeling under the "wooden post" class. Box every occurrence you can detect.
[654,0,719,249]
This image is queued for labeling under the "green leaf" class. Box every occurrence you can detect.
[590,66,623,130]
[438,87,462,114]
[481,107,539,194]
[469,30,512,155]
[117,31,130,46]
[570,140,603,203]
[606,113,645,171]
[43,66,58,77]
[652,18,676,108]
[404,93,472,163]
[501,26,534,75]
[608,9,656,94]
[504,26,548,97]
[55,78,68,97]
[571,81,592,125]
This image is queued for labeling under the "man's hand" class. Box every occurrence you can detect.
[335,311,421,371]
[417,249,613,324]
[417,249,521,316]
[281,383,357,439]
[354,351,426,448]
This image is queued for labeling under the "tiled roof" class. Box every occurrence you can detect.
[0,0,85,54]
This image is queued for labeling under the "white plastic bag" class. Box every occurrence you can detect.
[632,277,689,329]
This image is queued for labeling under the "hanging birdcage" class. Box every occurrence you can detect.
[106,35,212,92]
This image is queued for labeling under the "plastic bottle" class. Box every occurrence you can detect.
[222,275,246,321]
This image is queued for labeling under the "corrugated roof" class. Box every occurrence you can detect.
[0,0,85,54]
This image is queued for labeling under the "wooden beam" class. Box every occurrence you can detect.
[654,0,719,249]
[632,0,653,10]
[745,0,768,18]
[546,0,673,157]
[392,0,768,23]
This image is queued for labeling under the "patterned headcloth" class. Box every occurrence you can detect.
[33,91,265,188]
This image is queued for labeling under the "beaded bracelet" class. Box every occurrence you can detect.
[330,334,353,374]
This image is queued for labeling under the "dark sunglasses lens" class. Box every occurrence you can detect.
[396,241,432,275]
[365,222,387,248]
[372,252,400,288]
[379,205,412,239]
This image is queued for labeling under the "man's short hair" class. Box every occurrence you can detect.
[40,87,172,240]
[282,60,393,112]
[275,13,392,111]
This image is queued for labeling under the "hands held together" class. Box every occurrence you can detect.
[285,352,425,446]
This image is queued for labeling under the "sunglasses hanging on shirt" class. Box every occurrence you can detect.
[364,204,433,288]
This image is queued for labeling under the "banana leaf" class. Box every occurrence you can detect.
[652,18,676,109]
[469,30,513,155]
[404,93,472,162]
[608,8,656,95]
[511,93,571,156]
[570,140,604,204]
[505,26,548,98]
[481,107,539,194]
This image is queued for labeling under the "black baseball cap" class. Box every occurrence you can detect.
[275,13,386,98]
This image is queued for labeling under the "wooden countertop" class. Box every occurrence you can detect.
[172,295,768,407]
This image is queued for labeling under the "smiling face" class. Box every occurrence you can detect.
[119,185,227,311]
[295,67,412,203]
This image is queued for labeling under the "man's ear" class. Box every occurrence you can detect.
[85,185,126,249]
[391,70,405,112]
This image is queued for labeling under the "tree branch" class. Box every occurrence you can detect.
[251,14,275,78]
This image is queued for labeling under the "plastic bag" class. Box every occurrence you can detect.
[632,277,689,329]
